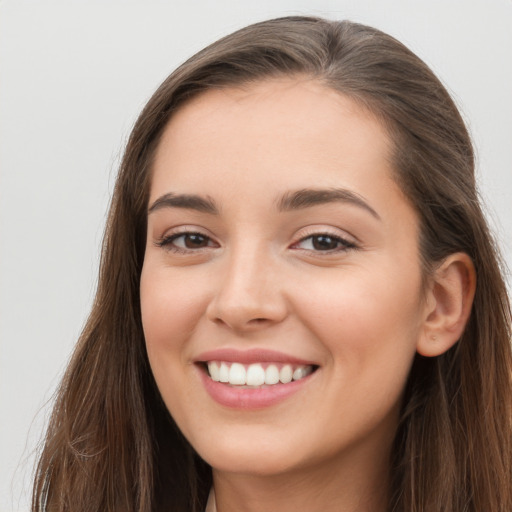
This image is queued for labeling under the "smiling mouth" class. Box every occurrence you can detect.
[204,361,318,387]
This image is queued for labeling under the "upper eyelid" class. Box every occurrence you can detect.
[291,234,357,251]
[160,231,216,244]
[158,225,216,240]
[154,233,219,255]
[297,233,352,243]
[153,226,219,250]
[153,225,359,248]
[292,225,358,244]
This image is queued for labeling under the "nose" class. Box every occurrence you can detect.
[206,245,288,332]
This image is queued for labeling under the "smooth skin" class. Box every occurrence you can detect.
[140,78,475,512]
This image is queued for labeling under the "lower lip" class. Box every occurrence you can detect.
[198,367,314,410]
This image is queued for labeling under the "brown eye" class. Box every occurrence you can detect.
[311,235,340,251]
[293,233,356,253]
[182,233,209,248]
[156,231,216,252]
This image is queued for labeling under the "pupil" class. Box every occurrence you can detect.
[313,235,337,250]
[185,234,207,248]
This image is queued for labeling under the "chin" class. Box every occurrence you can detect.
[207,452,303,477]
[194,431,310,477]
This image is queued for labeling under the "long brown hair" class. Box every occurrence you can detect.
[32,16,511,512]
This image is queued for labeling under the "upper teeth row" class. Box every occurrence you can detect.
[207,361,313,386]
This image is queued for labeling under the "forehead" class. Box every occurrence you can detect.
[158,78,390,156]
[150,78,401,212]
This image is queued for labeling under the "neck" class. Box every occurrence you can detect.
[209,441,392,512]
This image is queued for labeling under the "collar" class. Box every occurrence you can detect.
[205,488,217,512]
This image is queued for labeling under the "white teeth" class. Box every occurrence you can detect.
[265,364,280,385]
[208,362,220,381]
[219,362,230,383]
[246,364,266,386]
[206,361,314,386]
[279,365,293,384]
[229,363,246,385]
[293,366,311,380]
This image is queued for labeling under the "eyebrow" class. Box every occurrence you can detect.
[277,188,381,220]
[147,187,380,220]
[148,193,219,215]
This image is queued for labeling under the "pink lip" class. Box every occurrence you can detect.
[198,367,315,410]
[195,348,316,366]
[194,348,318,410]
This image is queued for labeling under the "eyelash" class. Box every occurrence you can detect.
[155,231,216,254]
[292,232,357,254]
[155,230,358,255]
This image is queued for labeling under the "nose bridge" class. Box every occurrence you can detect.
[207,238,287,329]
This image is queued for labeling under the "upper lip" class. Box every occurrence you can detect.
[194,348,317,366]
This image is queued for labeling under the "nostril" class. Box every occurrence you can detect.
[206,290,288,330]
[245,318,274,328]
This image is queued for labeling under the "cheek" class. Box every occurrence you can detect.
[140,266,209,375]
[290,268,422,442]
[292,261,423,378]
[139,266,212,427]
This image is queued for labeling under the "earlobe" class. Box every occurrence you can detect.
[417,253,476,357]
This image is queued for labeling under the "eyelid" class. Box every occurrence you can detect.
[156,224,216,240]
[294,225,358,243]
[153,225,359,254]
[154,226,220,253]
[290,226,359,253]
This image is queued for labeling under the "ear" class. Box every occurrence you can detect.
[417,252,476,357]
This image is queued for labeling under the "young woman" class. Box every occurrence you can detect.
[32,16,512,512]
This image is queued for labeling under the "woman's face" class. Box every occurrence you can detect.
[140,78,429,477]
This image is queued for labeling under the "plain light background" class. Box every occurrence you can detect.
[1,1,511,510]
